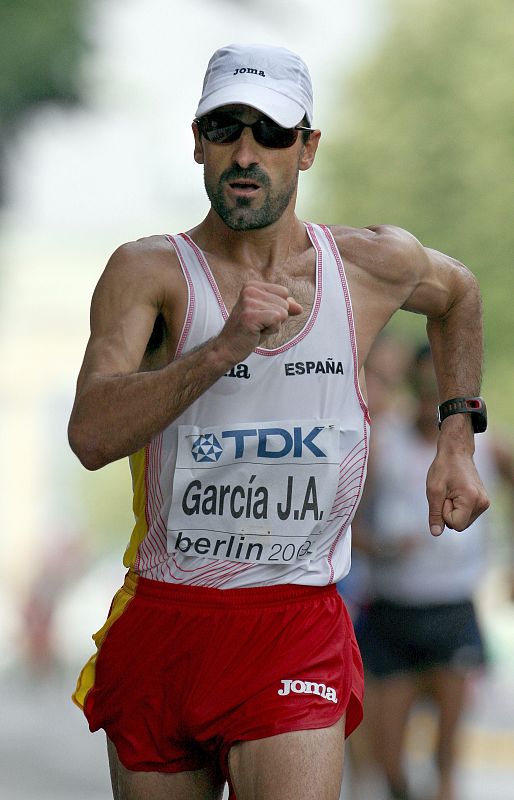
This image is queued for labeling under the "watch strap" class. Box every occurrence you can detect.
[437,396,487,433]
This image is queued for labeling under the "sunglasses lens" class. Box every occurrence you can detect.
[200,115,242,144]
[256,119,298,148]
[198,114,300,148]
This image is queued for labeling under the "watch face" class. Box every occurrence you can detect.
[465,398,484,412]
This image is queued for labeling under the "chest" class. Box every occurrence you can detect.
[211,255,317,350]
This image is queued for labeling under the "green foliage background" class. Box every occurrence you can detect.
[0,0,90,202]
[311,0,514,427]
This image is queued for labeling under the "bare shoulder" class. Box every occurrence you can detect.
[323,224,480,367]
[90,233,188,330]
[97,234,182,294]
[328,223,428,287]
[328,223,478,314]
[75,234,187,385]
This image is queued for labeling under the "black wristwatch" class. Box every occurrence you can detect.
[437,397,487,433]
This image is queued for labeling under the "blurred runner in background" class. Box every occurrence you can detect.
[347,342,514,800]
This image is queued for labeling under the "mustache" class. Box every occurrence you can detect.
[220,164,270,187]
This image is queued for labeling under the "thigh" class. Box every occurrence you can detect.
[348,674,381,771]
[373,674,419,794]
[375,673,419,755]
[228,716,346,800]
[107,737,224,800]
[426,667,469,735]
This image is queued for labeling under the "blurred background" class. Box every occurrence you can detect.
[0,1,512,798]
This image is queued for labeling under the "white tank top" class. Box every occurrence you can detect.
[127,223,370,588]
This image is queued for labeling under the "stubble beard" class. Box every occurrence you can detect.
[204,166,298,231]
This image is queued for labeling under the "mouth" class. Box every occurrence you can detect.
[227,180,261,197]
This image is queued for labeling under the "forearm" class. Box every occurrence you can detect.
[423,267,489,534]
[426,268,483,453]
[69,337,234,470]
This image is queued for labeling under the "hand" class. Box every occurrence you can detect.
[426,449,490,536]
[217,280,303,363]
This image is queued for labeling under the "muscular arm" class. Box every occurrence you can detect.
[403,246,483,409]
[338,224,489,535]
[400,244,489,533]
[68,240,301,470]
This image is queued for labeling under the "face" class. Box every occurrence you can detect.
[193,105,319,231]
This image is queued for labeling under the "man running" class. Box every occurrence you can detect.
[69,43,489,800]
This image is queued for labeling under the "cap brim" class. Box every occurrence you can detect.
[196,84,306,128]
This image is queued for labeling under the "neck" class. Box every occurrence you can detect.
[188,205,308,272]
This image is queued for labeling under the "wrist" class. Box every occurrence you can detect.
[438,396,487,433]
[437,413,475,455]
[205,336,243,375]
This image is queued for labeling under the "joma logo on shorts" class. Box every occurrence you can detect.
[278,679,338,704]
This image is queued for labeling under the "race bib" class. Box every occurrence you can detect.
[167,419,340,565]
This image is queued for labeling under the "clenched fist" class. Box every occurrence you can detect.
[217,280,303,364]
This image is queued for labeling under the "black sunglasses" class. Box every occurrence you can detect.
[195,112,314,149]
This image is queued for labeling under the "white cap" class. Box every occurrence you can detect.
[195,43,314,128]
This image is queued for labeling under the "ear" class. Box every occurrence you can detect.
[192,121,204,164]
[298,129,321,172]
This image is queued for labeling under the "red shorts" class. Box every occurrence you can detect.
[76,571,363,780]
